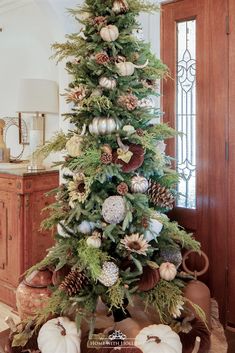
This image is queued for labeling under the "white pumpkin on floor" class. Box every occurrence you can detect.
[38,317,81,353]
[135,324,182,353]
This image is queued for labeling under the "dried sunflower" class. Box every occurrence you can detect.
[121,233,150,256]
[68,173,91,206]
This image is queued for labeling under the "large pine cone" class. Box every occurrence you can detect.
[148,180,175,209]
[59,268,88,296]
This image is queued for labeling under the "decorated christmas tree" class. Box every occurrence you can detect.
[9,1,210,352]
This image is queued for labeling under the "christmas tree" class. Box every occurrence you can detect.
[11,0,206,351]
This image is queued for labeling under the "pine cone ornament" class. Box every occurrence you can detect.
[93,16,107,26]
[101,152,112,164]
[95,52,110,65]
[117,182,129,195]
[136,128,144,136]
[148,180,175,209]
[59,269,88,296]
[118,94,138,111]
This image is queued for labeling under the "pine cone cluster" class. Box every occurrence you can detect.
[59,269,88,296]
[118,94,138,111]
[92,16,107,26]
[117,182,129,195]
[148,180,175,209]
[95,52,110,65]
[100,152,112,164]
[66,86,87,103]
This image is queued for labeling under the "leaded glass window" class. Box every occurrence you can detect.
[176,19,196,209]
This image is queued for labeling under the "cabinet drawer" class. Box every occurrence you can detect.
[0,177,16,191]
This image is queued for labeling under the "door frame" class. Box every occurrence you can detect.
[161,0,228,323]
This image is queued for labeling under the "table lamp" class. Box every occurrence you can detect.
[17,79,59,170]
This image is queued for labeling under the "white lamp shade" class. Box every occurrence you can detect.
[17,79,59,114]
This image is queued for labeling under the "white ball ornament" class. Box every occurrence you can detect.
[77,220,95,234]
[89,117,120,135]
[98,261,119,287]
[99,77,117,90]
[102,196,126,224]
[159,262,177,281]
[131,175,149,193]
[135,324,182,353]
[38,317,81,353]
[100,25,119,42]
[66,135,82,157]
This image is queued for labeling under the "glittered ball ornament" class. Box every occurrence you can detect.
[98,261,119,287]
[89,117,120,135]
[99,76,117,90]
[131,175,149,193]
[159,262,177,281]
[102,196,126,224]
[100,25,119,42]
[160,246,182,268]
[112,0,129,14]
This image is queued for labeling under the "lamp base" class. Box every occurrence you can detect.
[27,164,45,171]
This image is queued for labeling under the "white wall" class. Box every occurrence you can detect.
[0,0,160,165]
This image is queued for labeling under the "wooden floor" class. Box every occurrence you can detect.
[0,303,19,332]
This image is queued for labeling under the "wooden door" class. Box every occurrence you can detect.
[161,0,228,322]
[227,0,235,329]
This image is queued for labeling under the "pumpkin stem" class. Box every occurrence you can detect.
[147,335,161,344]
[117,135,129,152]
[56,321,67,336]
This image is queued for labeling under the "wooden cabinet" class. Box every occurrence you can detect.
[0,169,59,307]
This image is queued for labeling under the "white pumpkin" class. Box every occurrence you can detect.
[131,175,149,193]
[116,59,149,76]
[89,117,120,135]
[77,220,95,234]
[66,135,82,157]
[99,76,117,90]
[116,61,135,76]
[86,233,102,248]
[38,317,81,353]
[135,324,182,353]
[159,262,177,281]
[123,125,136,135]
[100,25,119,42]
